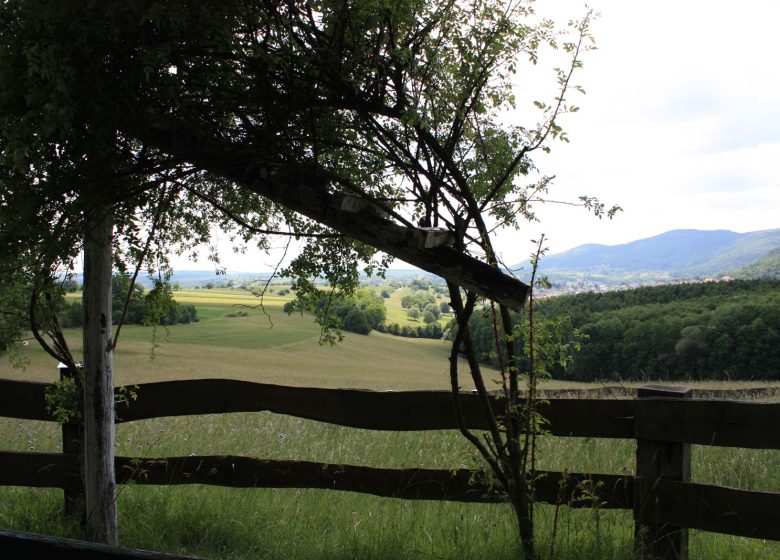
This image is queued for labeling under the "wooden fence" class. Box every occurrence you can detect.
[1,375,779,560]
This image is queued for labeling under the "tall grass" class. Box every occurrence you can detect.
[1,289,778,558]
[2,410,778,559]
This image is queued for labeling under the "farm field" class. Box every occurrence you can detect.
[1,289,779,559]
[3,289,489,390]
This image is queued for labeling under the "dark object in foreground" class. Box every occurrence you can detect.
[0,529,203,560]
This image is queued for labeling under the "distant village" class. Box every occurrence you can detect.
[537,275,736,298]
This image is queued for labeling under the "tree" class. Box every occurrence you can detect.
[342,308,371,335]
[424,303,441,321]
[112,274,146,325]
[1,1,613,553]
[62,278,81,293]
[81,209,117,543]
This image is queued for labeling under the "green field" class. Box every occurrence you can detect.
[381,286,453,329]
[3,289,488,389]
[1,289,778,559]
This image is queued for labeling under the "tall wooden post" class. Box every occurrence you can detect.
[57,363,85,529]
[634,385,692,560]
[82,210,118,545]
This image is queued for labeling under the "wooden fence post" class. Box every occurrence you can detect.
[634,385,692,560]
[57,363,86,529]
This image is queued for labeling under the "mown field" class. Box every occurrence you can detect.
[1,289,778,559]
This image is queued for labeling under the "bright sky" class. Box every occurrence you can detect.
[506,0,780,262]
[174,0,780,272]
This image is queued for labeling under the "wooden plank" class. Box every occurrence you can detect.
[539,398,635,439]
[0,529,203,559]
[1,378,634,438]
[637,478,780,541]
[636,398,780,449]
[0,379,52,421]
[635,386,692,560]
[115,379,636,438]
[59,364,86,526]
[0,377,634,441]
[115,455,495,503]
[0,451,79,488]
[32,378,780,445]
[114,455,632,508]
[0,449,632,508]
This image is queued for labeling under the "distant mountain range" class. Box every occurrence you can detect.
[72,266,446,289]
[512,228,780,286]
[67,228,780,290]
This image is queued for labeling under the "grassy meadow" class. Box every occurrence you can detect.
[1,289,779,559]
[380,286,453,329]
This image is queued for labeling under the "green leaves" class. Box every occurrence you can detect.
[44,376,82,424]
[577,196,623,220]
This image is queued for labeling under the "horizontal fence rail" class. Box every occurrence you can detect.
[635,477,780,541]
[0,451,632,508]
[635,397,780,449]
[3,378,779,447]
[2,376,780,557]
[0,378,636,437]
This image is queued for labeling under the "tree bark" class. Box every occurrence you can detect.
[82,209,118,545]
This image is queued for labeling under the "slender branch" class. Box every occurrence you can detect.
[446,282,507,489]
[113,186,174,350]
[182,184,342,239]
[28,280,74,369]
[479,14,591,212]
[449,286,505,452]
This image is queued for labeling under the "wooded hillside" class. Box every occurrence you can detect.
[467,279,780,381]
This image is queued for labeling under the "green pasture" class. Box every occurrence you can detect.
[3,289,480,389]
[382,286,452,328]
[1,289,779,558]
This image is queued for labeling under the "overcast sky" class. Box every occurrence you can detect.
[175,0,779,272]
[505,0,780,262]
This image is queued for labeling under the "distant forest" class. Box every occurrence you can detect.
[466,279,780,381]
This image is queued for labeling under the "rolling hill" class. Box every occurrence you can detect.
[512,228,780,286]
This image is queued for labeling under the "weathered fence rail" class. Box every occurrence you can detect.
[1,377,779,560]
[0,450,632,508]
[0,378,636,436]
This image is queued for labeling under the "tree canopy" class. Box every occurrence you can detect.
[1,0,604,329]
[1,1,607,552]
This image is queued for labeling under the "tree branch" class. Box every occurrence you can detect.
[130,114,530,310]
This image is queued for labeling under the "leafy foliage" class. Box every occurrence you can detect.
[44,376,82,424]
[379,321,443,339]
[466,279,780,380]
[284,289,386,337]
[0,1,610,552]
[730,247,780,279]
[56,274,198,329]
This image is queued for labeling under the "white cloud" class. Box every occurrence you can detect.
[497,0,780,264]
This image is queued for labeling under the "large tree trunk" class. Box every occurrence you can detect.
[82,209,118,545]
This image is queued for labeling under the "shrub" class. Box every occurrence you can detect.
[343,309,371,334]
